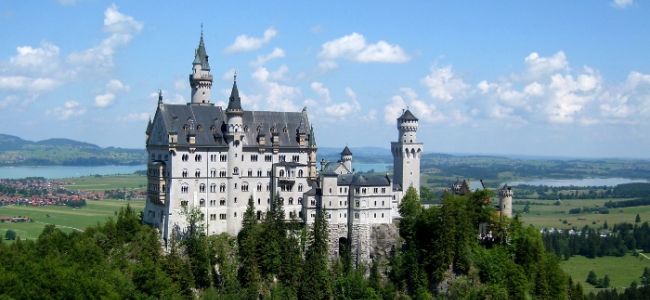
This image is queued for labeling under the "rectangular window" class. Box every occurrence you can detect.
[220,154,227,162]
[251,155,258,162]
[219,214,226,220]
[279,155,286,162]
[210,214,216,221]
[265,155,272,162]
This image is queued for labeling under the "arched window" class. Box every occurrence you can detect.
[289,197,294,205]
[233,167,239,175]
[279,169,285,177]
[298,169,304,177]
[257,183,262,192]
[199,183,206,193]
[210,183,216,193]
[219,184,226,193]
[298,197,303,205]
[195,154,201,162]
[298,184,303,192]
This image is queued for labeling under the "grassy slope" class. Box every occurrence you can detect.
[0,199,144,241]
[515,198,650,229]
[561,255,650,293]
[63,174,147,191]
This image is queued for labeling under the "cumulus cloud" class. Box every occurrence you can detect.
[48,100,86,120]
[0,76,60,92]
[318,32,409,69]
[251,48,285,66]
[67,4,143,71]
[94,93,115,108]
[310,82,331,103]
[612,0,633,8]
[385,88,444,124]
[9,42,60,74]
[251,66,301,111]
[226,27,277,53]
[422,65,469,102]
[106,79,129,92]
[524,51,568,78]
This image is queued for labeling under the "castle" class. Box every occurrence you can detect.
[143,32,510,263]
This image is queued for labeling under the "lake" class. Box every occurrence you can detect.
[0,165,146,179]
[0,162,391,179]
[508,177,649,187]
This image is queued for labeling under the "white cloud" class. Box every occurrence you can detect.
[0,76,60,92]
[524,51,568,78]
[67,4,143,71]
[323,87,361,118]
[225,27,277,53]
[0,95,17,109]
[119,112,150,122]
[174,78,186,91]
[422,65,469,102]
[95,93,115,108]
[251,66,301,111]
[310,82,331,103]
[251,48,285,66]
[318,32,409,67]
[270,65,288,81]
[612,0,633,8]
[9,42,60,74]
[545,68,601,124]
[106,79,129,92]
[49,100,86,120]
[385,88,444,124]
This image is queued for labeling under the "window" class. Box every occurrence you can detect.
[279,155,286,162]
[382,201,385,207]
[247,169,253,177]
[182,154,189,162]
[374,201,377,207]
[257,169,263,177]
[298,170,303,177]
[210,154,216,162]
[355,213,359,219]
[195,154,202,162]
[355,201,360,207]
[289,197,294,205]
[219,199,226,206]
[298,184,303,192]
[220,154,227,162]
[181,185,189,193]
[251,155,258,162]
[195,170,201,177]
[199,199,205,206]
[210,214,216,221]
[219,169,226,177]
[310,199,316,206]
[199,184,206,193]
[279,169,285,177]
[219,214,227,220]
[374,188,378,193]
[182,169,188,178]
[220,184,226,193]
[292,155,299,162]
[266,184,270,192]
[265,154,272,162]
[241,183,249,192]
[374,213,377,218]
[257,183,262,192]
[362,188,367,194]
[210,199,216,206]
[233,167,239,175]
[381,188,386,193]
[210,169,217,177]
[234,197,237,203]
[181,200,188,207]
[298,197,303,205]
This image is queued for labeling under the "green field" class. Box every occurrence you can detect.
[561,254,650,293]
[63,174,146,191]
[514,198,650,229]
[0,199,144,241]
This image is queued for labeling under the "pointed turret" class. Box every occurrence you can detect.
[226,74,242,113]
[308,126,317,147]
[189,27,213,105]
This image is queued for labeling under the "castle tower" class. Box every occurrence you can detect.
[226,76,244,233]
[341,146,352,172]
[391,109,423,194]
[499,185,513,218]
[189,29,213,105]
[308,126,318,180]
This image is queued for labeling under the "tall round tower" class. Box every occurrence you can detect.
[391,109,423,194]
[341,146,352,172]
[499,185,513,218]
[308,126,318,180]
[189,30,213,105]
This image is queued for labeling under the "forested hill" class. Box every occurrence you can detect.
[0,134,145,166]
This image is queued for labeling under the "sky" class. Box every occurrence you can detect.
[1,1,649,158]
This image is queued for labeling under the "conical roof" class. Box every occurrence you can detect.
[193,32,210,70]
[398,109,418,121]
[226,80,242,111]
[341,146,352,156]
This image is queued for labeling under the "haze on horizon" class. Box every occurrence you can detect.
[0,1,649,159]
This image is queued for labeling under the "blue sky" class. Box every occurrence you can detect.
[1,1,649,158]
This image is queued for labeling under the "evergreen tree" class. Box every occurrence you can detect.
[4,229,16,240]
[238,196,261,294]
[587,270,598,286]
[299,207,332,300]
[642,267,650,285]
[182,206,213,289]
[637,213,642,224]
[258,193,286,279]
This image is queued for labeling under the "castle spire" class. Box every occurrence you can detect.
[226,74,242,112]
[193,26,210,70]
[308,125,317,147]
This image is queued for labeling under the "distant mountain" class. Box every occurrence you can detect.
[0,134,145,166]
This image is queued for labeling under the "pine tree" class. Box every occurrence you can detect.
[258,193,286,279]
[299,207,332,300]
[637,213,642,224]
[182,206,213,289]
[238,196,261,293]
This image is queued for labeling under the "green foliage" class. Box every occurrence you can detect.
[4,229,16,240]
[299,208,332,300]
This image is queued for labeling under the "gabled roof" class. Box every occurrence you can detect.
[398,109,418,122]
[337,173,391,187]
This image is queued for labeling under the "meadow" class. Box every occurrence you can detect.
[0,199,144,241]
[514,198,649,229]
[63,174,146,191]
[561,254,650,294]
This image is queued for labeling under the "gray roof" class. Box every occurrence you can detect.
[321,161,350,176]
[193,33,210,70]
[150,103,310,148]
[308,126,316,147]
[226,80,242,111]
[341,146,352,156]
[337,173,391,187]
[398,109,418,122]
